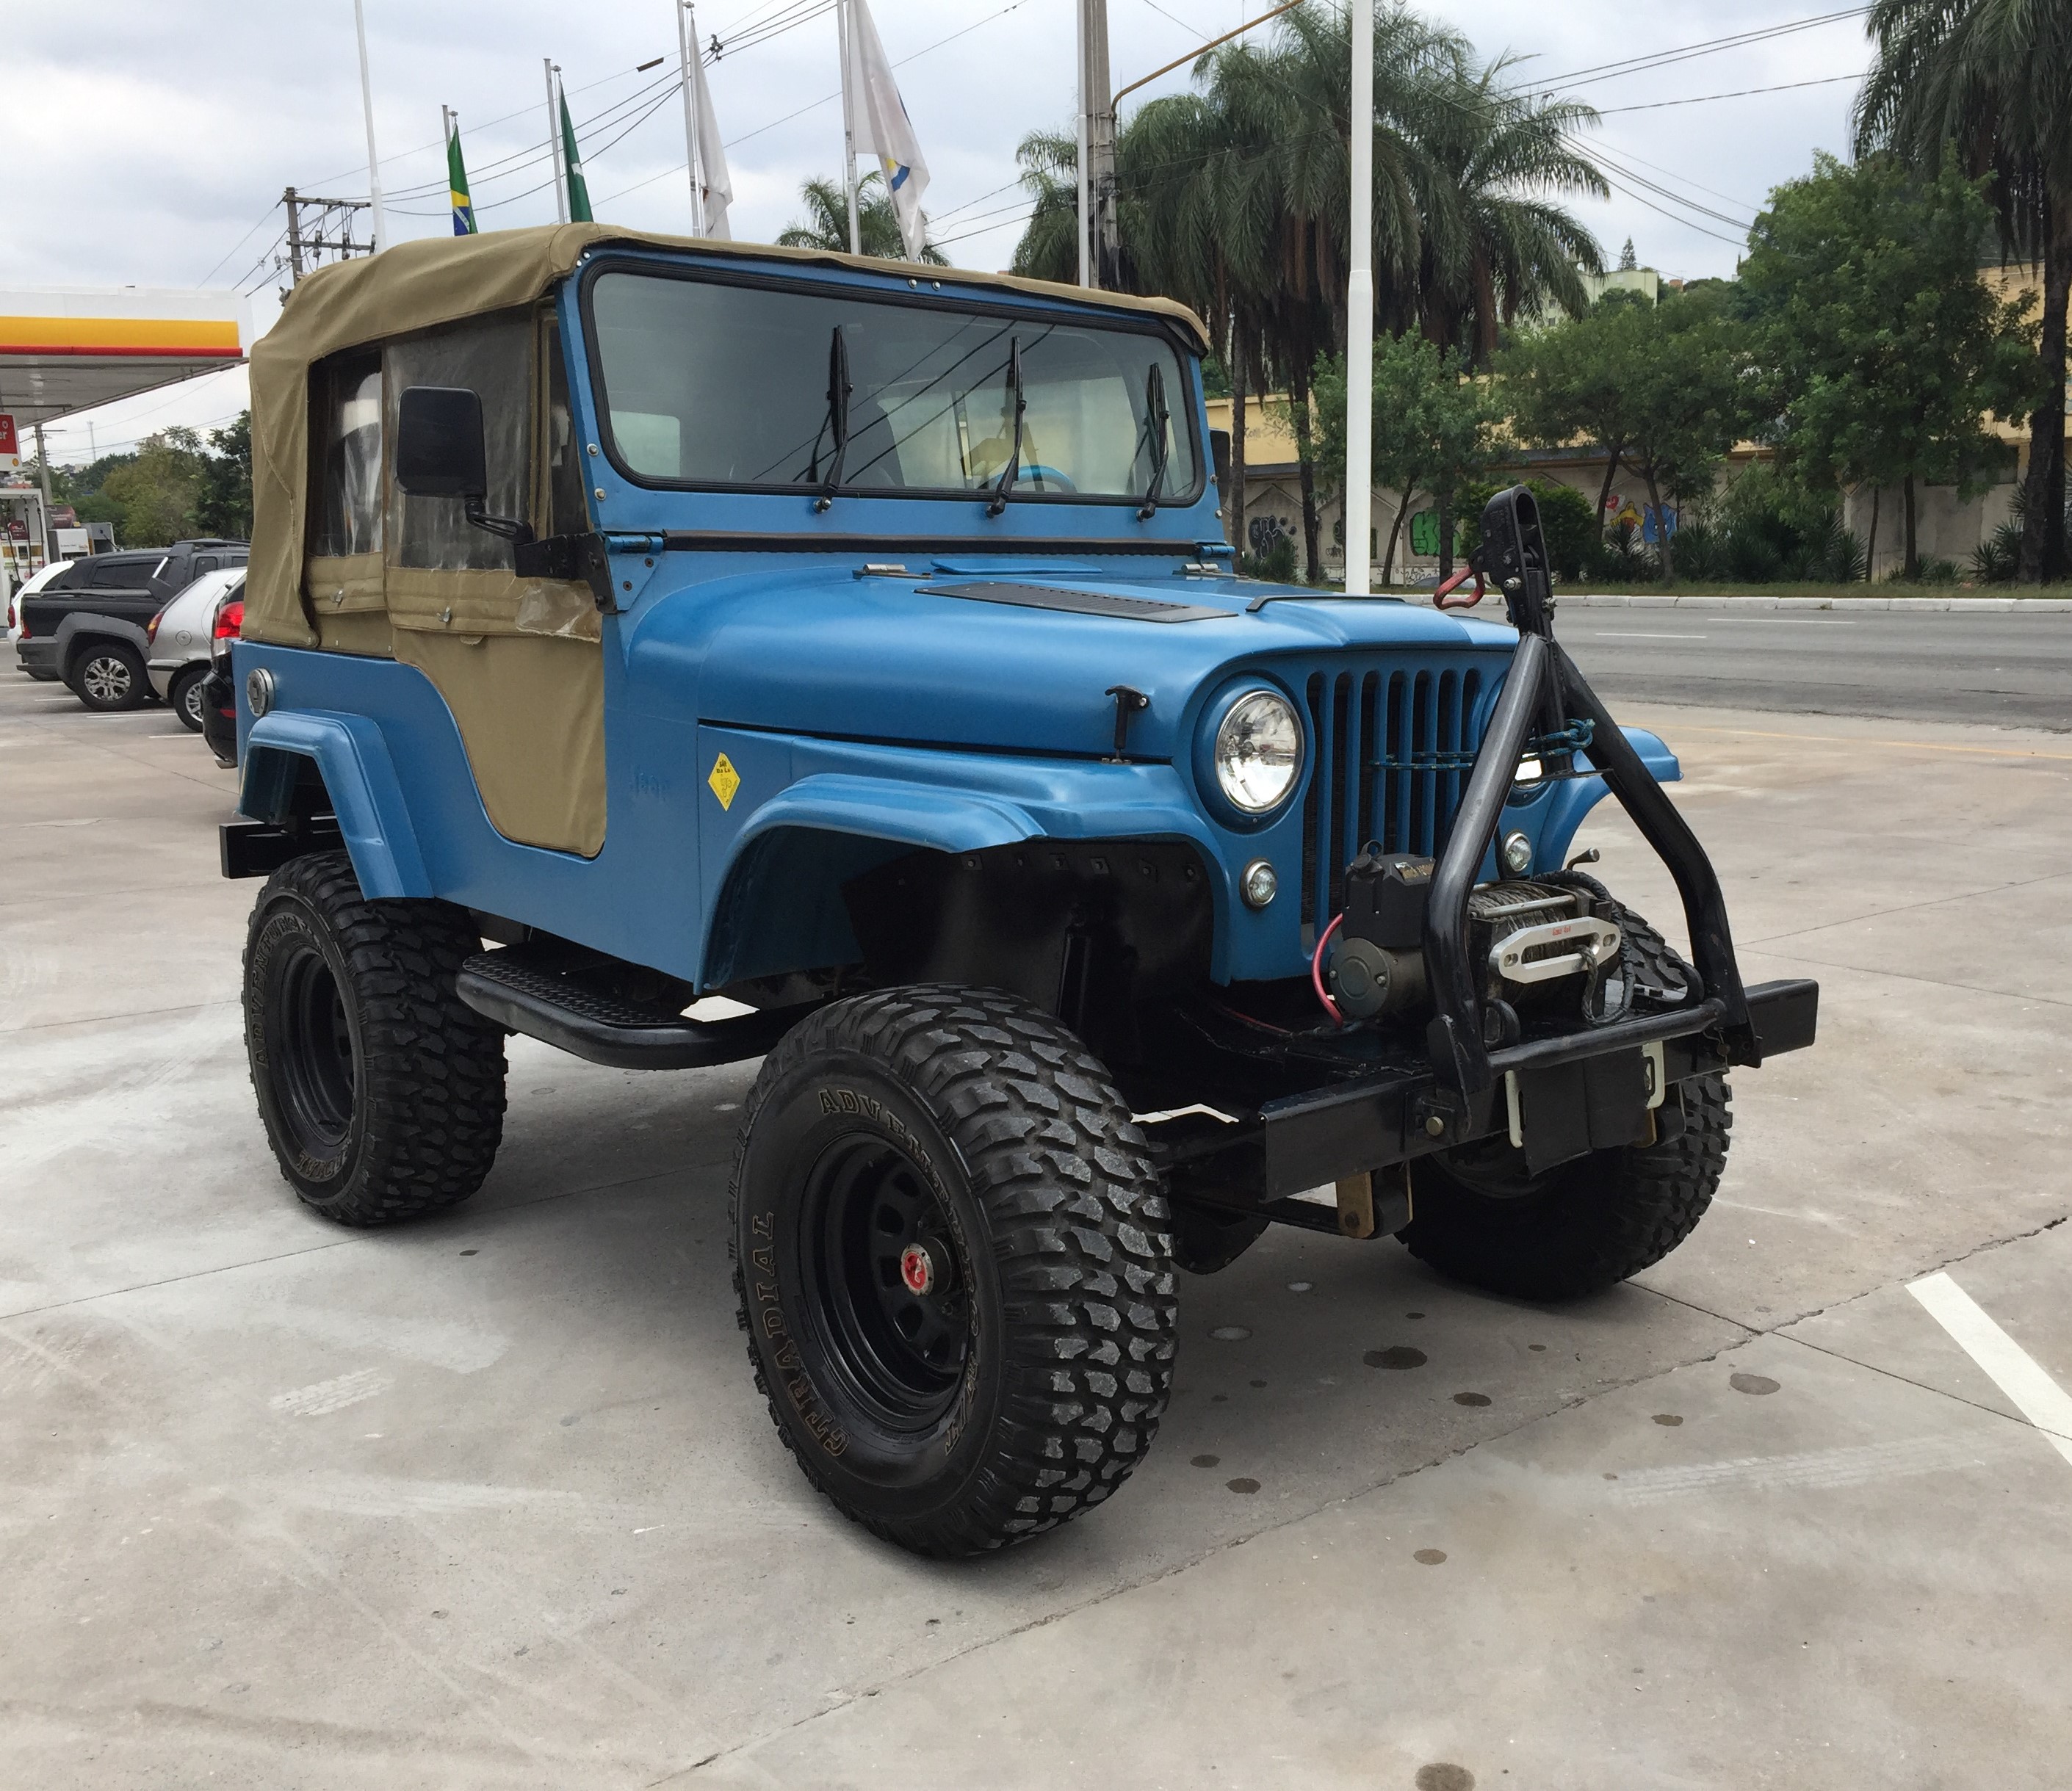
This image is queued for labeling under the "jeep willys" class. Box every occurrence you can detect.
[226,225,1816,1557]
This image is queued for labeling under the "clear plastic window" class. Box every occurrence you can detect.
[385,311,533,571]
[310,349,384,557]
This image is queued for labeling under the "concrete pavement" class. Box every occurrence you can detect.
[3,670,2070,1789]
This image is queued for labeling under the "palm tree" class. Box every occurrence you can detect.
[1857,0,2072,581]
[779,171,949,264]
[1415,61,1606,366]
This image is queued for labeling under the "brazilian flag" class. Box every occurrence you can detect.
[447,123,477,235]
[559,87,592,223]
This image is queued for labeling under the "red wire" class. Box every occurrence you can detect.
[1310,913,1345,1025]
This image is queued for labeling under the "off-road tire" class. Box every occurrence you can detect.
[71,641,147,712]
[1400,908,1729,1300]
[243,850,506,1226]
[730,985,1179,1556]
[170,664,209,732]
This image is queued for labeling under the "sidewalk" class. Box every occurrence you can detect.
[1397,588,2072,612]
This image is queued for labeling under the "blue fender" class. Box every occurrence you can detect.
[1526,726,1681,869]
[240,709,432,898]
[699,751,1240,989]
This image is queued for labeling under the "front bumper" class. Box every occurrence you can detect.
[1149,977,1817,1226]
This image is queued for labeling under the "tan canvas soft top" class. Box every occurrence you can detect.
[244,223,1210,647]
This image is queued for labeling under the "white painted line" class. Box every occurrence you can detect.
[1590,630,1707,640]
[1908,1271,2072,1469]
[1726,617,1858,625]
[1610,1430,2021,1505]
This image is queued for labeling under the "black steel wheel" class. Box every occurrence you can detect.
[170,664,209,731]
[71,642,147,712]
[244,851,506,1225]
[731,985,1179,1556]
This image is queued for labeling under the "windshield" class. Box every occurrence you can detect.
[586,269,1200,504]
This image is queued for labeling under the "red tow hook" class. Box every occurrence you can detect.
[1433,564,1484,610]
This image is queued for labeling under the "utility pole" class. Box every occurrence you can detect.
[277,188,374,295]
[677,1,704,234]
[32,424,54,560]
[1343,0,1373,596]
[837,0,862,254]
[351,0,386,250]
[1077,0,1114,289]
[545,58,568,223]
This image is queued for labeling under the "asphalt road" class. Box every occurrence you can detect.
[1559,607,2072,730]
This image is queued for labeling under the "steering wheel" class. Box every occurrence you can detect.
[1015,463,1077,493]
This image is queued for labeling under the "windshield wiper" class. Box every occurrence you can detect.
[986,336,1025,518]
[812,325,851,513]
[1136,361,1170,520]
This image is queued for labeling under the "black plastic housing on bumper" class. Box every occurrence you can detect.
[221,815,344,879]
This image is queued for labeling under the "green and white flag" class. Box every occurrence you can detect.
[559,84,592,222]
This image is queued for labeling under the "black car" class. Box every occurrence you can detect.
[16,539,248,708]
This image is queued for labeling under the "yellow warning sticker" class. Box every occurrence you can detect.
[707,752,741,810]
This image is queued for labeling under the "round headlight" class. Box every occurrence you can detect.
[1213,689,1302,814]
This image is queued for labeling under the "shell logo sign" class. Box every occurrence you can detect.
[0,413,16,471]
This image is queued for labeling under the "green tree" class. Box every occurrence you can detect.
[777,171,948,264]
[98,427,209,548]
[195,411,253,540]
[1314,332,1495,584]
[1503,289,1753,579]
[1738,153,2035,579]
[1857,0,2072,581]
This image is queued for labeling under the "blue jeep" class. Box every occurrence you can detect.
[225,227,1816,1556]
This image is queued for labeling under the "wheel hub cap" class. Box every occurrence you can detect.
[899,1242,934,1295]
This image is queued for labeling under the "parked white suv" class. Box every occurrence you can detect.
[146,568,245,731]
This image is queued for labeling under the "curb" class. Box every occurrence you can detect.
[1395,591,2072,613]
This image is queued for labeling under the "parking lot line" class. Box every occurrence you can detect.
[1592,630,1708,640]
[1907,1271,2072,1469]
[1662,723,2072,761]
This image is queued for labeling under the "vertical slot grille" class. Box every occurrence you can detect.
[1299,661,1487,937]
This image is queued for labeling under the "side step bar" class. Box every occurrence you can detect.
[456,947,808,1071]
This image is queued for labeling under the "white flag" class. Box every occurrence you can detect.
[693,51,733,239]
[842,0,931,260]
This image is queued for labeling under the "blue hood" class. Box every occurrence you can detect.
[623,563,1520,760]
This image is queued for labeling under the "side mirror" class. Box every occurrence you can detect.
[394,386,488,499]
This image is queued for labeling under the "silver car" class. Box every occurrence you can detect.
[146,568,245,731]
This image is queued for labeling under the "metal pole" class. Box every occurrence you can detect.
[351,0,386,250]
[678,1,704,234]
[1075,0,1091,287]
[1083,0,1113,288]
[32,424,54,560]
[1343,0,1373,596]
[284,187,305,281]
[837,0,862,253]
[546,57,568,224]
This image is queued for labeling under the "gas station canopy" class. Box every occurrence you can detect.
[0,286,252,430]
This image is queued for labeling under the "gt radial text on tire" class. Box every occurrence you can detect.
[242,850,507,1226]
[731,985,1179,1557]
[1399,909,1730,1301]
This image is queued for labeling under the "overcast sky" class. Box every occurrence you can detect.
[4,0,1874,466]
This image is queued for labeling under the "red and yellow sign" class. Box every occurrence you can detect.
[0,315,243,359]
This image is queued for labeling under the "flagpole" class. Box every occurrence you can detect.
[837,0,862,253]
[677,2,704,234]
[352,0,386,250]
[545,57,568,224]
[1075,1,1091,286]
[1343,0,1373,596]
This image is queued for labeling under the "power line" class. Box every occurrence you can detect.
[1596,72,1866,117]
[1537,7,1869,88]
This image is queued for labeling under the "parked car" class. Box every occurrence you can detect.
[146,568,246,731]
[17,539,248,709]
[7,560,76,676]
[223,228,1818,1558]
[198,586,242,767]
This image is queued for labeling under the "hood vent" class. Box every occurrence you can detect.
[925,581,1227,623]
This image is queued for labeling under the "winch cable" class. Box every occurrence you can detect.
[1310,914,1346,1027]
